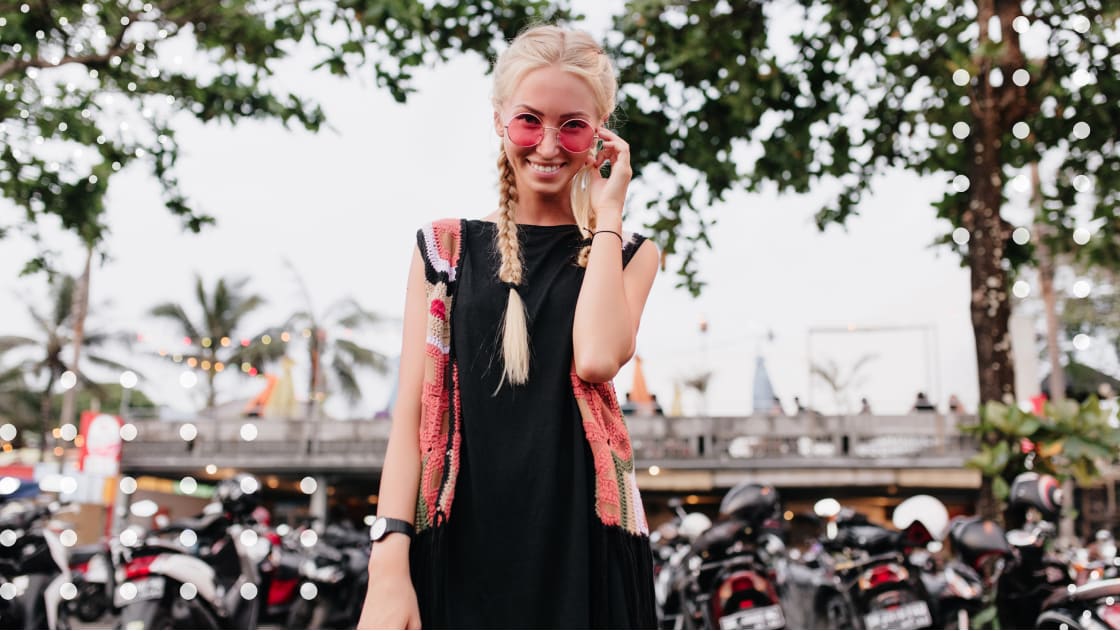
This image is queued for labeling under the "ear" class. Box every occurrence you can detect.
[494,110,505,138]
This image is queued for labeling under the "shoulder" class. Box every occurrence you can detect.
[621,230,658,269]
[415,218,467,281]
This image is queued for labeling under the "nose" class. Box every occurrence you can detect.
[534,128,562,157]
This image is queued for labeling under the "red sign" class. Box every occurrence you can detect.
[78,411,123,476]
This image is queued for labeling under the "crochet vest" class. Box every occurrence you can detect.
[412,218,649,537]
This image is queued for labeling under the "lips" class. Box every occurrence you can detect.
[528,160,564,174]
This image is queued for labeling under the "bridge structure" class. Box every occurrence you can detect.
[119,411,984,526]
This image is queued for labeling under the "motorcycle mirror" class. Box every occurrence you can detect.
[813,498,841,519]
[202,501,223,515]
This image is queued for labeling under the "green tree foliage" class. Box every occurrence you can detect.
[0,0,567,271]
[612,0,1120,408]
[1060,267,1120,366]
[0,273,134,454]
[962,398,1120,508]
[149,274,283,411]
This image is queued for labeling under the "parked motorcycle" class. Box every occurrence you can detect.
[784,498,935,630]
[892,494,985,630]
[115,473,268,629]
[286,523,370,629]
[52,536,123,629]
[663,482,788,630]
[652,498,712,628]
[998,472,1120,629]
[0,500,75,630]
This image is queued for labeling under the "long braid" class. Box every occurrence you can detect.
[496,150,530,386]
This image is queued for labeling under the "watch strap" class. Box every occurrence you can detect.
[371,516,415,542]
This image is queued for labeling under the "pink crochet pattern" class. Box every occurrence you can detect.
[414,219,464,533]
[412,218,650,538]
[572,370,650,536]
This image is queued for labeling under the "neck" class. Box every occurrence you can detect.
[513,190,575,226]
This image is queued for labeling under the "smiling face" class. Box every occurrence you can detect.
[494,65,602,204]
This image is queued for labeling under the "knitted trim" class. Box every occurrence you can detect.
[412,218,651,538]
[571,368,651,536]
[414,219,465,533]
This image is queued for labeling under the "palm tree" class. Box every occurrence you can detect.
[810,353,879,415]
[149,274,284,412]
[0,366,38,446]
[283,262,391,419]
[0,274,133,458]
[681,371,713,417]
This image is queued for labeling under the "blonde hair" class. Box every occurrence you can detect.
[491,25,618,387]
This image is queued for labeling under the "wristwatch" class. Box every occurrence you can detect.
[369,516,415,543]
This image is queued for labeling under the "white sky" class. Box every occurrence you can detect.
[0,2,1020,419]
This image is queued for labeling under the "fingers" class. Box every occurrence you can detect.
[594,127,631,177]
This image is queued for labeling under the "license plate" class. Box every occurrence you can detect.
[719,604,786,630]
[863,601,933,630]
[114,576,166,607]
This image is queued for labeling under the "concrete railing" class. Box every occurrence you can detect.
[119,412,977,473]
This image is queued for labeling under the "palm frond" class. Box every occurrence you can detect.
[327,297,385,329]
[0,336,39,355]
[330,356,362,402]
[809,362,842,392]
[284,311,313,331]
[229,295,266,324]
[85,354,137,376]
[27,305,56,338]
[150,303,202,341]
[82,330,135,349]
[51,275,75,327]
[282,259,317,316]
[334,339,390,374]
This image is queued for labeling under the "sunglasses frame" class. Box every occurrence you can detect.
[504,112,599,154]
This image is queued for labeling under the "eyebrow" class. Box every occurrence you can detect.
[513,104,593,120]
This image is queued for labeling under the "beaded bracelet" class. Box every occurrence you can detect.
[591,230,624,244]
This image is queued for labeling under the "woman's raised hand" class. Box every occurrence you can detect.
[586,126,632,220]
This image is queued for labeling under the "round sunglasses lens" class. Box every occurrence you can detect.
[507,114,543,147]
[558,120,595,152]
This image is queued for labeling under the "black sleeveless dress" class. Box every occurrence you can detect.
[418,219,655,629]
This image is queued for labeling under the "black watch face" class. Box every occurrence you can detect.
[370,518,387,541]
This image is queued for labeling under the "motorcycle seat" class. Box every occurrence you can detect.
[1041,577,1120,609]
[157,511,227,536]
[692,519,751,557]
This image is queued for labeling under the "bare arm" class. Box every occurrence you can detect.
[358,245,426,629]
[573,234,658,383]
[572,126,659,383]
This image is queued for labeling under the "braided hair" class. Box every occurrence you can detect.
[491,25,617,387]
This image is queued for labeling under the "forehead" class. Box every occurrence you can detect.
[507,65,599,118]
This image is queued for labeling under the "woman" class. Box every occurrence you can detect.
[358,25,659,629]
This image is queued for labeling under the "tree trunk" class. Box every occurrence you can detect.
[1032,163,1078,543]
[58,246,93,432]
[308,328,322,421]
[1032,163,1066,402]
[37,371,56,462]
[206,353,217,412]
[968,0,1031,519]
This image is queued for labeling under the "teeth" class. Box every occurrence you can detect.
[530,162,561,173]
